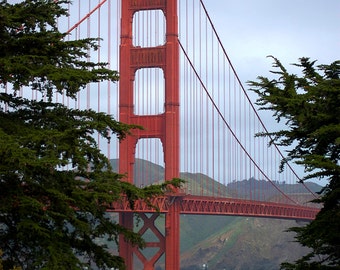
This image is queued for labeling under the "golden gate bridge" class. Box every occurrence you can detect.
[45,1,320,269]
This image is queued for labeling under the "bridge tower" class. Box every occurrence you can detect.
[119,0,180,269]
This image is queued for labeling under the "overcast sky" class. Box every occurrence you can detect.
[189,1,339,183]
[203,0,340,85]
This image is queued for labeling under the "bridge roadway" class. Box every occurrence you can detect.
[109,194,319,221]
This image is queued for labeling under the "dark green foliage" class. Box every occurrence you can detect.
[0,1,182,269]
[0,0,118,99]
[249,56,340,269]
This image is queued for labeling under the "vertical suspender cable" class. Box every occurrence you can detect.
[106,0,111,160]
[211,19,215,196]
[205,9,208,196]
[223,57,227,196]
[77,0,81,110]
[217,44,220,196]
[97,0,101,149]
[86,1,90,110]
[198,3,202,195]
[191,0,195,187]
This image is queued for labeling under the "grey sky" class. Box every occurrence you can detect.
[197,1,339,184]
[203,0,340,84]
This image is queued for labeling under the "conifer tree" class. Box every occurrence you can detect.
[249,56,340,269]
[0,1,181,269]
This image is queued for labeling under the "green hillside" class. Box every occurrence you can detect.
[179,215,309,270]
[109,159,320,270]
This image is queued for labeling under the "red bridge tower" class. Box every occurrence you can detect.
[119,1,180,269]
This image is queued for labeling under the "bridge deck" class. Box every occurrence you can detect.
[108,195,319,221]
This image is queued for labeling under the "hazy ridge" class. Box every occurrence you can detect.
[110,159,321,270]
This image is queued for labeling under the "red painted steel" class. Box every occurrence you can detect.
[133,213,165,270]
[66,0,108,34]
[119,1,180,269]
[109,195,319,221]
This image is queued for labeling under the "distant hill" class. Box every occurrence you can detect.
[179,216,311,270]
[109,159,322,270]
[110,158,322,201]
